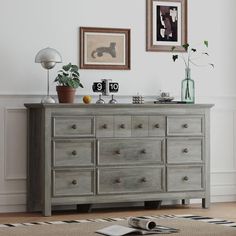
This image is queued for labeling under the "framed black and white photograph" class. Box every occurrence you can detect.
[80,27,131,70]
[146,0,188,52]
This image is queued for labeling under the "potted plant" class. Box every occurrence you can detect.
[54,63,84,103]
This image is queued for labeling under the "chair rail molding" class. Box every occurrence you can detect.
[4,108,27,181]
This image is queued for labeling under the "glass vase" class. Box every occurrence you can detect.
[181,67,195,103]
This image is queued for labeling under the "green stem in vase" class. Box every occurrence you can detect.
[185,79,191,100]
[185,68,191,100]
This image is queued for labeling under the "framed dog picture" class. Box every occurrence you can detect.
[146,0,188,52]
[80,27,131,70]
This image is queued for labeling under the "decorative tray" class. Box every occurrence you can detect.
[156,96,175,102]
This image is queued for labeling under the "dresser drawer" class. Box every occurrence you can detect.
[98,138,165,165]
[167,138,203,164]
[53,170,94,197]
[114,116,131,137]
[167,166,204,192]
[167,116,204,136]
[132,116,149,137]
[148,116,166,136]
[53,116,95,137]
[96,116,113,137]
[97,167,164,194]
[53,139,95,167]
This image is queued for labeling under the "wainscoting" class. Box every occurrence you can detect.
[0,95,235,212]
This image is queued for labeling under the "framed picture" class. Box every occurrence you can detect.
[146,0,188,52]
[80,27,131,70]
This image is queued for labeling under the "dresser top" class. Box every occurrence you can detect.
[24,103,214,109]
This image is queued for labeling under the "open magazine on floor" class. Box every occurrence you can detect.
[96,217,179,236]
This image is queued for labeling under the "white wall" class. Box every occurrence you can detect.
[1,0,236,97]
[0,0,236,212]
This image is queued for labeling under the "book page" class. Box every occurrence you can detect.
[96,225,139,236]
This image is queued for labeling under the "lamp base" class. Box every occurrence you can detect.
[41,96,56,104]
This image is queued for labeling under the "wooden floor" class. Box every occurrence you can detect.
[0,202,236,224]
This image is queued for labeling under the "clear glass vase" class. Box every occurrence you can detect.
[181,67,195,103]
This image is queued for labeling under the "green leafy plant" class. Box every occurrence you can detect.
[171,41,214,68]
[54,63,84,89]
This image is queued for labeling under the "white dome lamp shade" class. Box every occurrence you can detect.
[35,47,62,103]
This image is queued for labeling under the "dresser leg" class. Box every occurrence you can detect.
[182,199,190,205]
[43,206,52,217]
[77,204,92,213]
[202,198,210,209]
[144,201,162,209]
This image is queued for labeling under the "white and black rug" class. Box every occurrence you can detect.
[1,214,236,228]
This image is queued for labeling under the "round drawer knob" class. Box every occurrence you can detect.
[183,148,189,154]
[138,124,143,129]
[115,178,121,184]
[71,124,77,129]
[141,149,147,154]
[141,177,147,183]
[102,124,108,129]
[183,176,189,181]
[155,124,160,128]
[115,150,121,155]
[183,124,188,128]
[72,179,77,185]
[120,124,125,129]
[72,150,77,156]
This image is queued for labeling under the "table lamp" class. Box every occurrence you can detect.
[35,47,62,103]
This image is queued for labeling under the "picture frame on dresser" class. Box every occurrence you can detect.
[80,27,131,70]
[146,0,188,52]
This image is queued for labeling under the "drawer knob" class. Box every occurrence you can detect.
[72,179,77,185]
[183,176,189,181]
[102,124,108,129]
[183,124,188,128]
[138,124,143,129]
[183,148,189,154]
[155,124,160,128]
[71,124,77,129]
[120,124,126,129]
[141,177,147,183]
[72,150,77,156]
[115,178,121,184]
[115,150,121,155]
[141,149,147,154]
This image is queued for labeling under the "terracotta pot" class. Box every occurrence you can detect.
[56,86,76,103]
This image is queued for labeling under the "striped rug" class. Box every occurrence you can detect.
[0,214,236,228]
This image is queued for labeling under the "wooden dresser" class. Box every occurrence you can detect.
[25,103,213,216]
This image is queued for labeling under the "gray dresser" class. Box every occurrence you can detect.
[25,103,213,216]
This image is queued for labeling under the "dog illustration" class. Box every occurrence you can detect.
[91,42,116,58]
